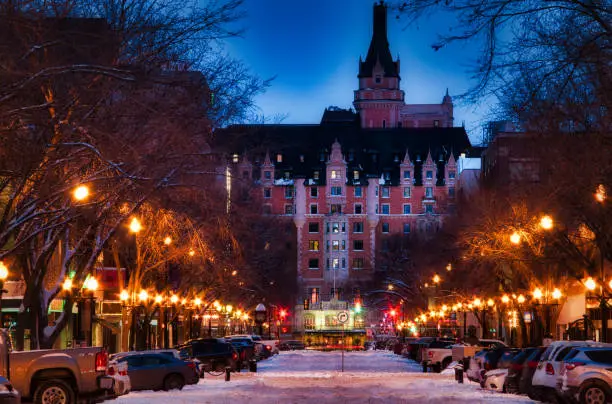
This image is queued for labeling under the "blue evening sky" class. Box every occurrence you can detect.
[223,0,492,144]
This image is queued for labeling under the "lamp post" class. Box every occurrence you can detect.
[0,262,9,324]
[84,276,98,347]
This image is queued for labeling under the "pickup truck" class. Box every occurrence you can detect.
[421,340,455,372]
[0,329,115,404]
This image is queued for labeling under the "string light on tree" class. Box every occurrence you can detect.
[73,185,90,201]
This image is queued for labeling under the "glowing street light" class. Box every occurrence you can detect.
[129,217,142,233]
[155,295,163,304]
[194,297,202,306]
[446,263,452,272]
[387,284,394,291]
[585,277,597,291]
[188,249,195,257]
[517,294,526,304]
[552,288,562,300]
[501,295,510,304]
[433,274,441,284]
[85,277,98,292]
[595,184,607,203]
[533,288,543,300]
[138,290,149,302]
[170,295,179,304]
[163,236,172,246]
[120,290,129,301]
[73,185,90,201]
[473,298,481,307]
[510,231,521,245]
[487,298,495,307]
[62,277,73,291]
[540,215,554,230]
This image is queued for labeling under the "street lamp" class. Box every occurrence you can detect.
[595,184,607,203]
[510,232,521,245]
[539,215,554,230]
[0,262,9,324]
[73,185,90,201]
[433,274,441,284]
[129,217,142,233]
[84,275,98,347]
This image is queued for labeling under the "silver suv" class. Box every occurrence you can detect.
[560,347,612,404]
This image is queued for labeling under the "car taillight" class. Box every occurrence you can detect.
[187,362,196,369]
[119,370,127,376]
[107,367,116,376]
[566,362,585,371]
[96,350,108,372]
[428,351,433,358]
[545,363,554,375]
[265,345,272,351]
[232,352,238,361]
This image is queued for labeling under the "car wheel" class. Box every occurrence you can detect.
[163,374,185,391]
[441,357,452,371]
[34,379,75,404]
[580,382,609,404]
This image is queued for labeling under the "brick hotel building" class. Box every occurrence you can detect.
[217,2,476,339]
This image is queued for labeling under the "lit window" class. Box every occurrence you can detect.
[232,153,239,163]
[313,171,320,180]
[332,258,340,269]
[276,153,283,163]
[354,170,360,180]
[403,204,411,215]
[309,240,319,251]
[381,204,390,215]
[331,204,342,214]
[331,170,339,179]
[403,187,411,198]
[332,240,340,251]
[332,223,340,233]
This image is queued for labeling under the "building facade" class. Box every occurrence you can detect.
[218,2,475,340]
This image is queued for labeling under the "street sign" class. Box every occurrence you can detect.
[337,310,349,324]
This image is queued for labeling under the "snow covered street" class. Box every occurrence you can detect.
[108,350,538,403]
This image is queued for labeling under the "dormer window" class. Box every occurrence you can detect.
[353,170,360,180]
[375,75,381,84]
[264,171,272,180]
[449,171,456,179]
[394,155,399,163]
[232,153,239,163]
[320,153,326,162]
[313,171,320,180]
[434,120,440,127]
[403,170,411,179]
[384,172,391,180]
[426,171,433,179]
[331,170,340,180]
[276,153,283,163]
[348,151,354,161]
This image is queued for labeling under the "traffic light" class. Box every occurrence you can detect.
[303,299,309,310]
[280,309,287,319]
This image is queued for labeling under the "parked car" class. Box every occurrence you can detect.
[0,329,114,404]
[482,349,521,392]
[226,334,279,355]
[530,341,612,403]
[0,376,20,404]
[503,347,541,394]
[115,353,199,391]
[227,338,256,366]
[467,346,519,386]
[177,338,240,372]
[254,342,274,360]
[421,340,455,372]
[559,346,612,404]
[107,359,131,396]
[518,346,547,395]
[406,337,434,362]
[279,340,306,351]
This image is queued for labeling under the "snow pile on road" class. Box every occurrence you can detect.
[111,350,535,404]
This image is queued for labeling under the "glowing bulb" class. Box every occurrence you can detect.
[540,215,553,230]
[473,298,481,307]
[510,232,521,245]
[120,290,129,301]
[487,299,494,307]
[517,294,526,304]
[129,217,142,233]
[170,295,179,304]
[62,278,73,291]
[194,297,202,306]
[164,236,172,245]
[433,274,441,284]
[138,290,148,302]
[552,288,562,299]
[533,288,543,300]
[586,277,597,291]
[85,277,98,292]
[155,295,163,304]
[189,249,195,257]
[73,185,89,201]
[501,295,510,304]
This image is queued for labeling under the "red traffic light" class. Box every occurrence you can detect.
[279,309,288,318]
[390,309,397,317]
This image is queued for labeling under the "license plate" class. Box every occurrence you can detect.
[99,377,114,390]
